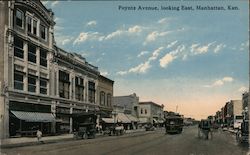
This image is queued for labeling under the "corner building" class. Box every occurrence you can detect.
[0,0,110,139]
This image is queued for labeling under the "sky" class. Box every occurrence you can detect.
[42,0,249,120]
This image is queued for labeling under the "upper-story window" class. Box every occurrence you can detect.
[40,79,47,95]
[33,20,37,36]
[59,71,70,99]
[27,16,32,33]
[100,91,105,105]
[40,49,47,67]
[88,81,95,103]
[28,75,36,93]
[75,77,84,101]
[28,43,36,63]
[145,109,147,114]
[40,24,47,40]
[141,108,143,114]
[107,93,111,107]
[14,37,24,59]
[16,10,24,28]
[14,71,24,90]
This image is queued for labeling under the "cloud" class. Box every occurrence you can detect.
[238,86,248,93]
[158,18,169,24]
[41,1,48,5]
[73,32,102,44]
[117,46,164,75]
[144,31,171,45]
[190,42,215,55]
[214,44,226,53]
[240,41,249,51]
[167,40,178,48]
[137,51,149,57]
[128,25,142,33]
[222,77,233,82]
[87,20,97,27]
[51,1,59,7]
[159,53,176,68]
[105,30,124,40]
[105,25,142,40]
[100,71,109,76]
[128,61,151,74]
[159,45,185,68]
[117,71,128,76]
[203,76,234,88]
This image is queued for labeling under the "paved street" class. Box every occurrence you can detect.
[1,126,249,155]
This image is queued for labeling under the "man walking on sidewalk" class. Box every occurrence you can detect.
[36,129,42,142]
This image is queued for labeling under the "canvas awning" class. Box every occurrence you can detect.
[102,118,115,124]
[117,113,131,123]
[11,111,55,122]
[126,114,139,122]
[139,118,148,123]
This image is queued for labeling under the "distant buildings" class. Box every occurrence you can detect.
[138,101,164,125]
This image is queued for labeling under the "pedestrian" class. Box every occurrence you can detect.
[36,129,42,142]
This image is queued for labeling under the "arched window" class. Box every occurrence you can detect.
[100,91,105,105]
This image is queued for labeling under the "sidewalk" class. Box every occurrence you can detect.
[0,134,74,149]
[1,129,146,149]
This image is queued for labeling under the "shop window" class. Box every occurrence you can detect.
[40,24,47,40]
[16,10,23,28]
[40,79,47,94]
[75,77,84,101]
[100,91,105,105]
[28,43,36,63]
[14,72,23,90]
[40,49,47,67]
[14,37,24,59]
[88,81,95,103]
[59,71,70,99]
[28,75,36,92]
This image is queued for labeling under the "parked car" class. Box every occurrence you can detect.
[145,123,155,131]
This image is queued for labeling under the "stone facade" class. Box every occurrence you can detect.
[0,0,113,139]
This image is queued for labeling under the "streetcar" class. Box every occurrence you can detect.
[165,115,184,134]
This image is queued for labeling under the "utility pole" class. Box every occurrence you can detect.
[176,105,178,113]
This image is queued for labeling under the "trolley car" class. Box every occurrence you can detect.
[165,115,184,134]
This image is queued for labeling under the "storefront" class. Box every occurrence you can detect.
[9,101,55,137]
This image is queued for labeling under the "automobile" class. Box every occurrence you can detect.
[145,123,155,131]
[72,113,97,139]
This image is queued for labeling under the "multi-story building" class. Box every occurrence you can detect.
[52,48,100,134]
[0,0,55,139]
[138,101,164,125]
[113,93,140,129]
[0,0,112,139]
[226,100,242,126]
[113,93,139,117]
[97,75,114,118]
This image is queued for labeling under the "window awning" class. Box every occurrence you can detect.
[11,111,55,122]
[139,118,148,123]
[125,114,139,122]
[101,118,115,124]
[117,113,131,123]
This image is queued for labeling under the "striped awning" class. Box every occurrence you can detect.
[11,111,55,122]
[102,118,115,123]
[126,114,139,122]
[117,113,131,123]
